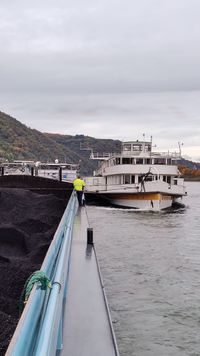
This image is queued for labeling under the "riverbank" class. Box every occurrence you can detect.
[184,177,200,181]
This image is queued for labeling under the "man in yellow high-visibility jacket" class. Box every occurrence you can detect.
[73,175,86,206]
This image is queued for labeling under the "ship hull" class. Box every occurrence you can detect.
[101,192,176,210]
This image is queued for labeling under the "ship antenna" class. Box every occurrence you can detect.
[178,142,184,157]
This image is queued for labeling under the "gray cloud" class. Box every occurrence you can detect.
[0,0,200,159]
[1,0,200,93]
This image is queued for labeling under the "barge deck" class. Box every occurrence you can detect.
[5,182,119,355]
[61,207,118,356]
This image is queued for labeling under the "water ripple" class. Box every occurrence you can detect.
[88,182,200,356]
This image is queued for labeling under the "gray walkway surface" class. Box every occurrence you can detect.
[61,207,117,356]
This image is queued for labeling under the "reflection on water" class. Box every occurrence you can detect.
[85,244,93,259]
[87,182,200,356]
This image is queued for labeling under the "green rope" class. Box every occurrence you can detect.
[19,270,51,315]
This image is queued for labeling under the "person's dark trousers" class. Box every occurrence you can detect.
[76,190,83,206]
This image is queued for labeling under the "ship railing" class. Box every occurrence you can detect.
[151,151,181,158]
[85,179,185,193]
[120,151,181,158]
[121,151,142,156]
[90,152,119,160]
[90,151,181,159]
[1,162,79,174]
[6,191,78,356]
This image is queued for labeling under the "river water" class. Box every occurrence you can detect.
[87,182,200,356]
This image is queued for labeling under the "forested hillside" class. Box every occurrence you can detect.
[0,111,121,174]
[45,133,122,174]
[0,111,81,162]
[0,110,199,176]
[179,165,200,181]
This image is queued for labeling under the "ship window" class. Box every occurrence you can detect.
[154,158,166,165]
[136,158,143,164]
[123,144,131,151]
[124,174,131,184]
[167,176,171,184]
[132,145,142,151]
[122,158,131,164]
[146,145,151,152]
[131,175,135,184]
[116,157,121,165]
[167,158,172,165]
[138,175,143,183]
[145,175,153,181]
[163,175,166,182]
[93,178,99,186]
[144,158,151,164]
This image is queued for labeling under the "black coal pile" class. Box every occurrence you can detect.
[0,188,67,355]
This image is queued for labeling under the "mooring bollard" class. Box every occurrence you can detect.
[59,167,62,182]
[87,227,93,245]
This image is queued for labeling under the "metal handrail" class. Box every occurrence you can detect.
[34,200,76,355]
[6,191,77,356]
[93,244,120,356]
[91,151,181,159]
[42,191,76,278]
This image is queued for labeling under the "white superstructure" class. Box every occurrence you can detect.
[85,140,186,210]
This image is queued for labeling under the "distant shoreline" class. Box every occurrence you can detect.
[183,177,200,182]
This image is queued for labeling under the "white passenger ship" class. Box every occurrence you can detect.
[85,140,186,210]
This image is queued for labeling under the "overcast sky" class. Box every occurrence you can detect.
[0,0,200,160]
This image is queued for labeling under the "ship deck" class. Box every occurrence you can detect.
[60,207,117,356]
